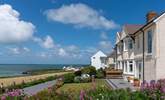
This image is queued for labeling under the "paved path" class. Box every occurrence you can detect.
[106,79,135,91]
[23,80,56,96]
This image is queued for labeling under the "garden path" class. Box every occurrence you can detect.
[23,80,56,96]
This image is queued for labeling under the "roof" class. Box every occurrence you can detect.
[91,51,107,58]
[107,50,116,58]
[115,11,165,45]
[115,24,143,44]
[133,11,165,35]
[124,24,144,35]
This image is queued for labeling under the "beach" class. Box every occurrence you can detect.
[0,72,68,87]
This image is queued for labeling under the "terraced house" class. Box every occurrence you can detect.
[115,11,165,82]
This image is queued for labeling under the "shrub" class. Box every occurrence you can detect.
[81,77,91,83]
[96,68,105,78]
[74,70,82,76]
[74,76,91,83]
[64,73,75,83]
[74,76,81,83]
[81,66,96,76]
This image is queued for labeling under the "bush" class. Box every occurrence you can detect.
[74,76,81,83]
[64,73,75,83]
[74,70,82,76]
[96,68,105,78]
[81,66,96,76]
[74,75,91,83]
[81,77,91,83]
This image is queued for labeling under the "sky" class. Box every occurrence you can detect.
[0,0,165,64]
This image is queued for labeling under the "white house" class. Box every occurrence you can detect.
[114,11,165,82]
[91,51,107,69]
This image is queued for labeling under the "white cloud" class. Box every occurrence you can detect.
[44,3,118,30]
[0,4,35,43]
[58,48,67,57]
[42,36,55,49]
[66,45,79,52]
[99,40,112,53]
[100,32,108,40]
[8,47,30,55]
[23,47,30,52]
[33,35,55,49]
[99,41,112,49]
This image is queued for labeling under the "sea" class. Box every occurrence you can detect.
[0,64,88,77]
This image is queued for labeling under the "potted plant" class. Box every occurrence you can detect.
[127,77,131,82]
[134,78,140,87]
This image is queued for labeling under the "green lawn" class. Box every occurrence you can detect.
[56,79,110,97]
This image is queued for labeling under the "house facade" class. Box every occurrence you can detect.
[115,24,143,80]
[91,51,107,69]
[114,11,165,82]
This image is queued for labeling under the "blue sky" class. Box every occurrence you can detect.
[0,0,165,64]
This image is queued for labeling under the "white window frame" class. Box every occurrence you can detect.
[147,30,153,54]
[124,61,127,73]
[117,45,121,54]
[128,61,134,74]
[123,39,128,51]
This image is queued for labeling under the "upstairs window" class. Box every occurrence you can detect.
[147,30,152,53]
[124,39,128,51]
[128,38,133,49]
[137,36,140,49]
[117,43,123,54]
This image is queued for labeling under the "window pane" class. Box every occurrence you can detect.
[128,39,133,49]
[147,30,152,53]
[129,61,133,72]
[130,65,133,72]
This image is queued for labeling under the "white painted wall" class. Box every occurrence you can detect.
[155,14,165,80]
[91,51,107,70]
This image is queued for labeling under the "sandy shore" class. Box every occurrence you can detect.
[0,72,68,87]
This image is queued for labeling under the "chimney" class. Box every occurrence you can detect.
[146,11,158,23]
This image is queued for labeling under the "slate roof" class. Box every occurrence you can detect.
[124,24,144,35]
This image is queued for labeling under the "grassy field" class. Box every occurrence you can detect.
[56,79,110,96]
[0,72,69,87]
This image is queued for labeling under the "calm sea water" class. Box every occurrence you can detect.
[0,64,87,77]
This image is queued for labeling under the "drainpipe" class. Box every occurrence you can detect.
[141,29,145,82]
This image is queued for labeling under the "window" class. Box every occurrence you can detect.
[129,61,133,73]
[147,30,152,53]
[124,61,127,73]
[128,38,133,49]
[121,43,123,52]
[117,45,120,54]
[117,43,123,54]
[93,57,95,59]
[124,39,128,51]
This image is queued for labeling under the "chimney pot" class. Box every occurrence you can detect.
[146,11,158,23]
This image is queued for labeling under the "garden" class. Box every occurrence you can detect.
[1,66,165,100]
